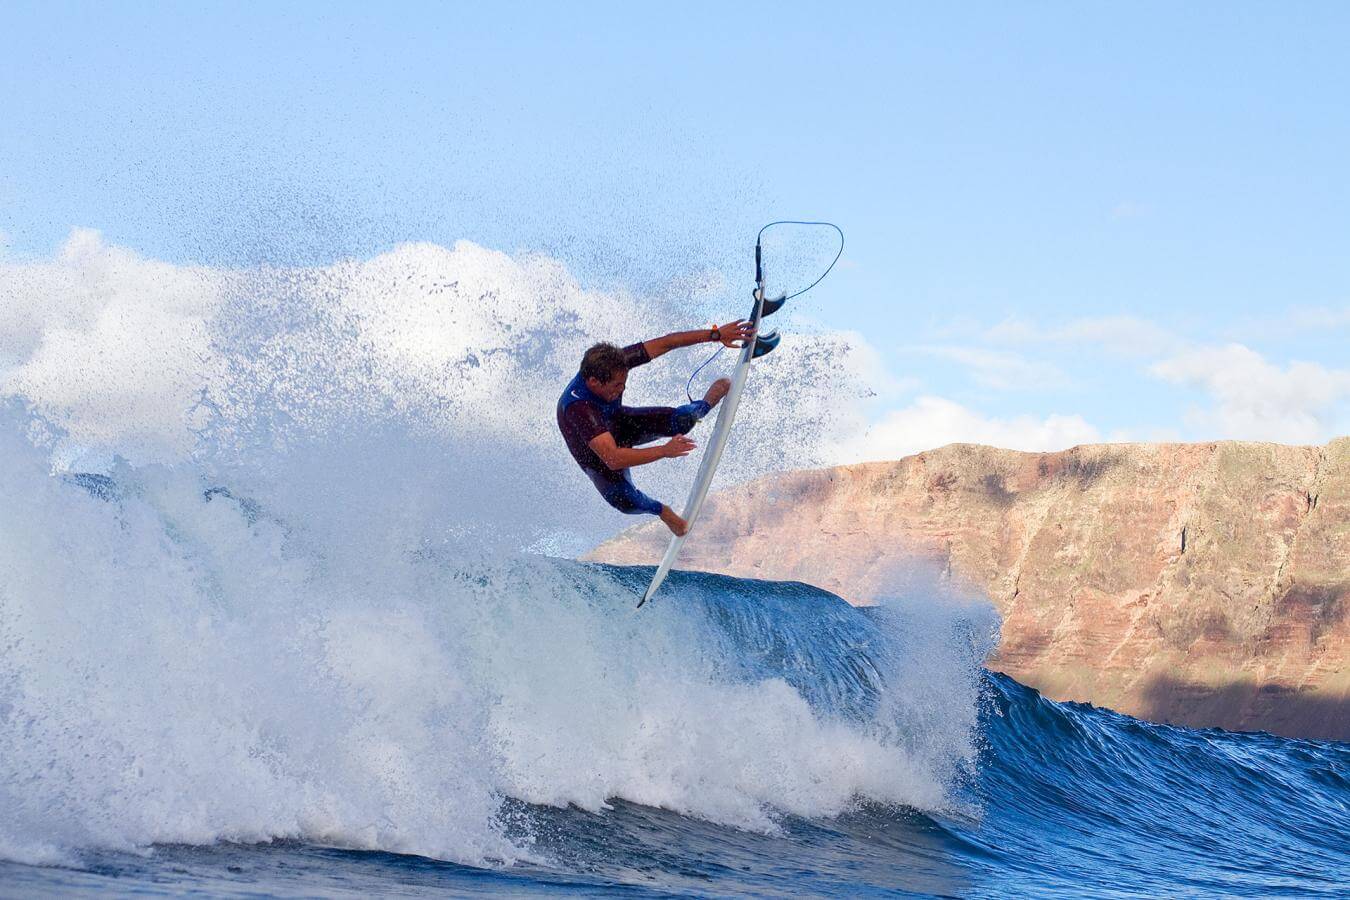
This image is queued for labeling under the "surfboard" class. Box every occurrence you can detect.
[637,290,777,607]
[636,220,840,608]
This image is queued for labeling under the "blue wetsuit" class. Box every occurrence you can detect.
[557,342,710,516]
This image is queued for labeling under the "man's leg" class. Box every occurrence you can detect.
[658,505,689,536]
[613,379,731,446]
[587,468,663,514]
[612,406,688,447]
[669,400,711,435]
[585,465,686,535]
[664,377,733,435]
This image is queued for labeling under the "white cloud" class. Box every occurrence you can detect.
[1111,200,1149,219]
[1276,306,1350,330]
[984,315,1181,358]
[827,395,1102,464]
[1226,305,1350,341]
[1149,343,1350,443]
[914,345,1066,391]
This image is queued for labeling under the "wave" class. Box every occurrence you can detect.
[3,439,1345,894]
[968,673,1349,896]
[0,424,996,869]
[10,446,1345,897]
[2,233,1345,895]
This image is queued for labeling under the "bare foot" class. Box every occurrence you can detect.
[659,505,689,536]
[704,377,731,408]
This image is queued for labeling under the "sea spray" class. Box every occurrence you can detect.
[2,230,866,553]
[1,230,995,867]
[0,419,996,864]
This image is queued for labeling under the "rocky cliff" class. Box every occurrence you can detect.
[588,440,1350,742]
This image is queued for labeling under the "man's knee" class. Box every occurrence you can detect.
[608,492,663,516]
[596,479,663,516]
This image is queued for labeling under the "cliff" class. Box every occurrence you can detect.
[588,440,1350,742]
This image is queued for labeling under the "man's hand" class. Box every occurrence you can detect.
[715,320,756,348]
[662,435,696,458]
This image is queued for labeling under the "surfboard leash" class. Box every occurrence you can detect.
[684,220,845,403]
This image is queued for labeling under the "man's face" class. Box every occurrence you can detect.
[586,369,627,402]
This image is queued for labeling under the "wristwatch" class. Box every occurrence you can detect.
[709,326,720,342]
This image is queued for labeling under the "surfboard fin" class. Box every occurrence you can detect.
[747,293,786,321]
[752,330,780,358]
[760,293,787,317]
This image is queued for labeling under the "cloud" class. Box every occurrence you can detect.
[1225,305,1350,341]
[984,315,1181,358]
[1279,306,1350,331]
[1111,200,1149,219]
[827,395,1102,464]
[980,313,1350,444]
[914,345,1066,391]
[1149,343,1350,443]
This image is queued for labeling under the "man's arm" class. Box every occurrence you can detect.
[642,320,755,360]
[589,432,694,470]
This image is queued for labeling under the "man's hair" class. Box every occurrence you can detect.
[580,343,628,384]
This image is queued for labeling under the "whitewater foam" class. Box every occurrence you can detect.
[0,414,996,866]
[0,231,996,867]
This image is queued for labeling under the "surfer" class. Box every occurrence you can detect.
[558,321,755,535]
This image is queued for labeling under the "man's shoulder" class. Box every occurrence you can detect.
[559,390,603,423]
[559,392,610,447]
[559,372,588,404]
[561,391,597,412]
[621,342,651,368]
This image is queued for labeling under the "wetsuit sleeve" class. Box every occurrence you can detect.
[620,342,651,369]
[563,399,610,444]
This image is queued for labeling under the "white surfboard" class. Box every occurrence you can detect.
[637,293,772,607]
[635,220,841,607]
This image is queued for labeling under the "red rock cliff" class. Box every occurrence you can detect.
[588,440,1350,742]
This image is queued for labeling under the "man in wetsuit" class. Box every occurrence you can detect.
[557,321,756,535]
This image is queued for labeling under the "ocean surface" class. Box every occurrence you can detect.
[2,239,1347,897]
[2,466,1346,896]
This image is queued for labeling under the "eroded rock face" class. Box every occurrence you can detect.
[588,440,1350,742]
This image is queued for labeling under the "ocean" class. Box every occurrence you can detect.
[2,462,1345,896]
[2,237,1347,897]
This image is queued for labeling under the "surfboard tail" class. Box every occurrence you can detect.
[752,330,780,358]
[758,294,787,318]
[639,534,686,607]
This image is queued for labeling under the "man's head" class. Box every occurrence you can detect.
[580,342,629,402]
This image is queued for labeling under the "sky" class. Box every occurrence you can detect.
[4,2,1350,459]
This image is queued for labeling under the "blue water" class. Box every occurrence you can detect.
[3,546,1346,897]
[6,223,1344,898]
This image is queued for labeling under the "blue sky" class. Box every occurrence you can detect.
[4,2,1350,454]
